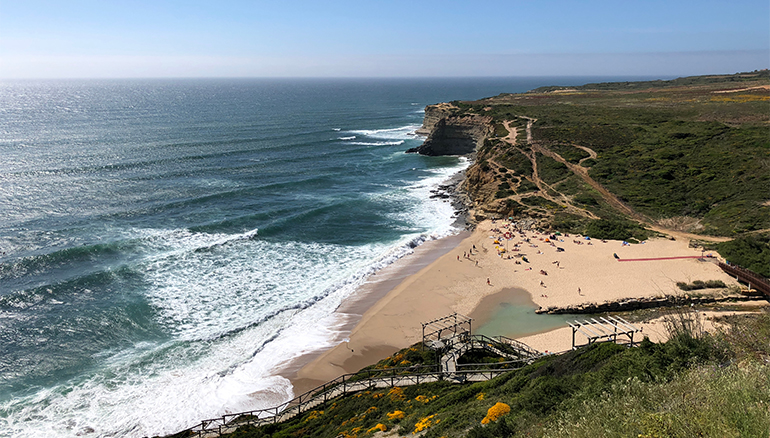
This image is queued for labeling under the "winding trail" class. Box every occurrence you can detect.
[497,117,733,244]
[496,119,598,219]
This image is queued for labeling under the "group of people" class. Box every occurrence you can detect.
[482,220,591,299]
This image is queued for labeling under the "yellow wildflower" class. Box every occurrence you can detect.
[304,410,324,422]
[414,395,437,403]
[387,410,405,420]
[368,423,387,433]
[414,414,439,433]
[481,402,511,424]
[387,387,405,401]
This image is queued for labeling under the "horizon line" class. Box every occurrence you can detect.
[3,70,767,82]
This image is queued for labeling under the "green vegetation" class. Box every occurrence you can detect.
[465,71,770,236]
[516,178,538,194]
[498,150,533,177]
[579,158,596,167]
[532,70,770,92]
[548,216,651,242]
[583,218,651,242]
[494,123,509,137]
[676,279,727,291]
[495,182,516,199]
[216,312,770,438]
[549,144,590,164]
[710,233,770,277]
[535,154,569,185]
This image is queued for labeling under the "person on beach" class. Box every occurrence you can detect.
[487,278,491,285]
[578,287,582,295]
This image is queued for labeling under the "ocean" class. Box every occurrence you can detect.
[0,77,649,437]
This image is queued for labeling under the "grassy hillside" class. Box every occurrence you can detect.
[209,312,769,438]
[458,70,770,238]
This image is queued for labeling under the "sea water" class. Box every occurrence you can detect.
[0,77,649,437]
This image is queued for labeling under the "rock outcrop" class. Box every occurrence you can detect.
[408,108,492,156]
[535,293,765,315]
[415,102,460,135]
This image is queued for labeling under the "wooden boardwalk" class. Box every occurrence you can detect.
[718,262,770,297]
[189,335,541,437]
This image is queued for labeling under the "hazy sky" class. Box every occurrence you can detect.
[1,0,768,78]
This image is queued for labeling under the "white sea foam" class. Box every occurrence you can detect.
[0,230,393,438]
[337,135,356,140]
[377,156,470,241]
[350,124,420,140]
[349,140,404,146]
[0,127,469,438]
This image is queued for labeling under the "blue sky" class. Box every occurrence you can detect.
[1,0,768,78]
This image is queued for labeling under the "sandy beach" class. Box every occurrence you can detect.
[290,219,745,394]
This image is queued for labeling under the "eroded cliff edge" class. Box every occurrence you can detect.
[407,103,492,156]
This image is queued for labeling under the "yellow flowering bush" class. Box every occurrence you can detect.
[414,395,437,403]
[481,402,510,424]
[387,410,405,420]
[304,410,324,422]
[476,392,485,400]
[387,387,405,401]
[367,423,387,433]
[413,414,439,433]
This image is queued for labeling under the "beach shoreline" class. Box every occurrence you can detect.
[279,230,471,395]
[287,217,748,396]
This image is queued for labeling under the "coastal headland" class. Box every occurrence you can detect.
[290,71,770,396]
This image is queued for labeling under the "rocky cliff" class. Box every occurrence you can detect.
[414,102,460,135]
[408,104,492,156]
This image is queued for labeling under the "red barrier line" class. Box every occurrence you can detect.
[617,256,711,262]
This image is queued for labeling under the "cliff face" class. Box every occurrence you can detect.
[415,102,460,135]
[409,104,492,156]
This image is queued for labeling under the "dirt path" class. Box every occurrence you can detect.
[532,141,646,222]
[496,120,598,219]
[501,117,733,244]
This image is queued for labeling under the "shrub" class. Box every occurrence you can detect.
[584,218,649,241]
[367,424,386,433]
[414,414,440,433]
[676,280,727,291]
[481,402,511,424]
[712,233,770,277]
